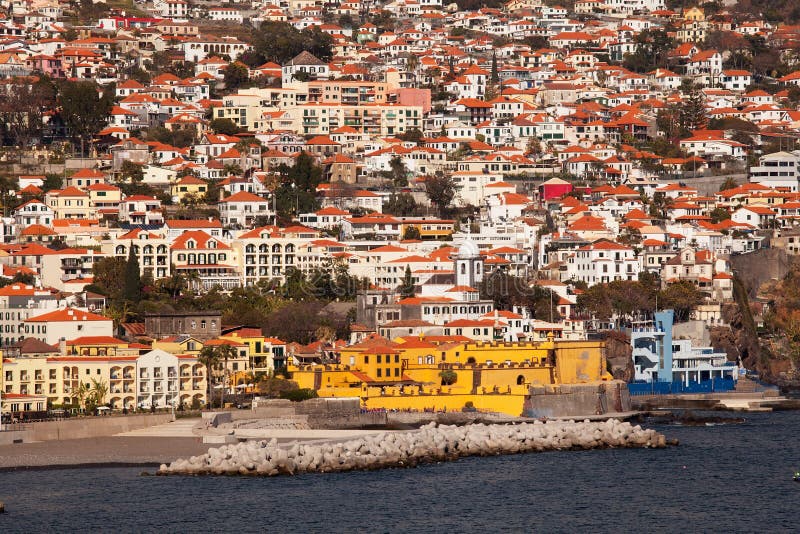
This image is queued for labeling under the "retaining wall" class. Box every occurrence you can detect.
[523,381,631,418]
[26,414,173,441]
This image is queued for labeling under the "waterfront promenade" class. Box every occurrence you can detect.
[0,417,389,469]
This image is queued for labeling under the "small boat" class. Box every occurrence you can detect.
[793,473,800,482]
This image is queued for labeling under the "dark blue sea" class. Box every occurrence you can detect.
[1,411,799,533]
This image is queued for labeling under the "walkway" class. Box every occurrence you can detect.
[115,418,199,438]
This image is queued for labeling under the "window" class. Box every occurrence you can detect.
[364,355,369,364]
[376,368,381,377]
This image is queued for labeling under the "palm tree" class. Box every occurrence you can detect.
[105,302,131,335]
[198,346,220,408]
[90,378,108,408]
[72,382,90,412]
[215,343,239,407]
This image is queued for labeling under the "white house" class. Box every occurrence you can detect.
[750,151,800,191]
[24,307,113,345]
[13,200,54,228]
[217,191,272,227]
[566,239,640,286]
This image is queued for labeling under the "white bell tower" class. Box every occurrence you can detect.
[455,237,483,288]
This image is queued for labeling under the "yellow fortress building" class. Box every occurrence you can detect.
[288,334,612,416]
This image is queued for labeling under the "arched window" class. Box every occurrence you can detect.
[460,263,466,275]
[115,245,126,255]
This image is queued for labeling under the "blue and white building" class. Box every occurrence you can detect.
[630,309,739,393]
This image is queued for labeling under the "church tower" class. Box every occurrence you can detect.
[455,238,484,288]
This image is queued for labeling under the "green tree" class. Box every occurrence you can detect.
[0,78,55,148]
[388,156,408,188]
[439,369,457,385]
[72,381,90,411]
[680,83,707,134]
[209,118,240,136]
[275,152,323,219]
[281,388,319,401]
[399,265,415,298]
[249,22,333,65]
[397,128,424,145]
[257,376,300,397]
[89,378,108,409]
[403,225,421,240]
[120,160,144,183]
[659,281,704,322]
[622,29,676,73]
[123,247,142,304]
[58,80,113,156]
[43,173,62,191]
[719,177,738,192]
[384,192,419,216]
[710,207,731,223]
[424,172,457,217]
[198,345,221,408]
[223,62,250,91]
[215,343,239,407]
[92,256,128,301]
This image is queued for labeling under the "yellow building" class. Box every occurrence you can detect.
[289,335,611,416]
[221,328,287,374]
[399,218,456,240]
[171,175,208,203]
[64,336,138,358]
[683,6,705,21]
[44,186,98,220]
[152,335,204,355]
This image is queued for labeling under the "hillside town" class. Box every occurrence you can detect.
[1,0,800,419]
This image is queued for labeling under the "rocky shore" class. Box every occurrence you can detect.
[158,419,668,477]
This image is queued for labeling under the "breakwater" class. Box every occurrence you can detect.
[157,419,667,477]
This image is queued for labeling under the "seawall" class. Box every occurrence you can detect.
[1,414,174,443]
[523,381,631,418]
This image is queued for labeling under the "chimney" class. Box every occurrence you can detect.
[59,337,66,355]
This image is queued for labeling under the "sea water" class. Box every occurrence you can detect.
[1,411,798,533]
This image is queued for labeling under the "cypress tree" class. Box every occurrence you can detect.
[491,49,499,84]
[123,247,142,304]
[400,265,415,299]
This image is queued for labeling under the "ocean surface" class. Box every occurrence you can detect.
[1,411,799,533]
